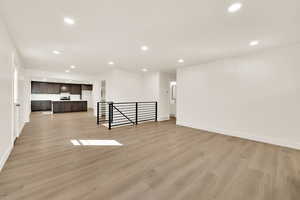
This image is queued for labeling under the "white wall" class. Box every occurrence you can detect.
[82,90,93,108]
[105,69,150,102]
[101,69,159,102]
[97,69,171,121]
[177,44,300,150]
[158,72,171,121]
[92,80,101,116]
[0,17,24,171]
[142,72,159,101]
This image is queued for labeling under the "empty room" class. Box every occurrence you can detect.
[0,0,300,199]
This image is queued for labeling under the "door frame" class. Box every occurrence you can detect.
[11,53,20,144]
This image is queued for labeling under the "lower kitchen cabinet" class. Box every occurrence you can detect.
[32,100,87,113]
[31,101,52,111]
[52,101,87,113]
[52,102,64,113]
[64,102,72,112]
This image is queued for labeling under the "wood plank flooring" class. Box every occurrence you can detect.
[0,111,300,200]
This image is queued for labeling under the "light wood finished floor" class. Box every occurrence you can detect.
[0,111,300,200]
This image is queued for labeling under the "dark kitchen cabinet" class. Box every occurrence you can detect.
[31,82,40,94]
[71,102,82,112]
[31,101,52,111]
[31,82,49,94]
[31,81,88,94]
[60,84,70,93]
[52,101,87,113]
[82,84,93,91]
[82,101,88,111]
[52,102,64,113]
[71,84,81,95]
[31,101,40,111]
[32,81,59,94]
[41,101,51,110]
[39,82,48,94]
[47,83,60,94]
[64,102,72,112]
[53,101,72,113]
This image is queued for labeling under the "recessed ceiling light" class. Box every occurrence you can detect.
[249,40,259,46]
[141,45,149,51]
[108,61,115,65]
[141,68,148,72]
[178,59,184,63]
[64,17,75,25]
[70,65,76,69]
[228,3,242,13]
[52,50,61,55]
[65,70,70,73]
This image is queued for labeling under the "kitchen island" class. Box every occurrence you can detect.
[52,100,88,113]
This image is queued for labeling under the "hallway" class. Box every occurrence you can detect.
[0,112,300,200]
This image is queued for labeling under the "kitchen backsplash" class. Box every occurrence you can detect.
[31,94,81,101]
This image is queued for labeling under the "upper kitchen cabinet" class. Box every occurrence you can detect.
[47,83,60,94]
[31,81,48,94]
[31,81,40,94]
[39,82,49,94]
[60,84,71,93]
[71,84,81,95]
[31,81,61,94]
[31,81,88,94]
[82,84,93,91]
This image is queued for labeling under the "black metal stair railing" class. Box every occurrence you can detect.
[97,101,158,129]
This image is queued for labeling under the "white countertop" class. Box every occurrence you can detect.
[52,100,87,102]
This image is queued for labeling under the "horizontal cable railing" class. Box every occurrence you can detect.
[97,101,157,129]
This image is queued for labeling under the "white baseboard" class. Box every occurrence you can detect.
[0,121,27,172]
[25,111,31,123]
[158,116,170,121]
[177,121,300,150]
[19,121,26,137]
[25,117,30,123]
[0,145,13,172]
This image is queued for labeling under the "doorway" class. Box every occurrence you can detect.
[170,81,176,119]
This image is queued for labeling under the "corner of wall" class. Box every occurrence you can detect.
[158,116,170,121]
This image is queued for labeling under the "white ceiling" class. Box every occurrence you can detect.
[1,0,300,75]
